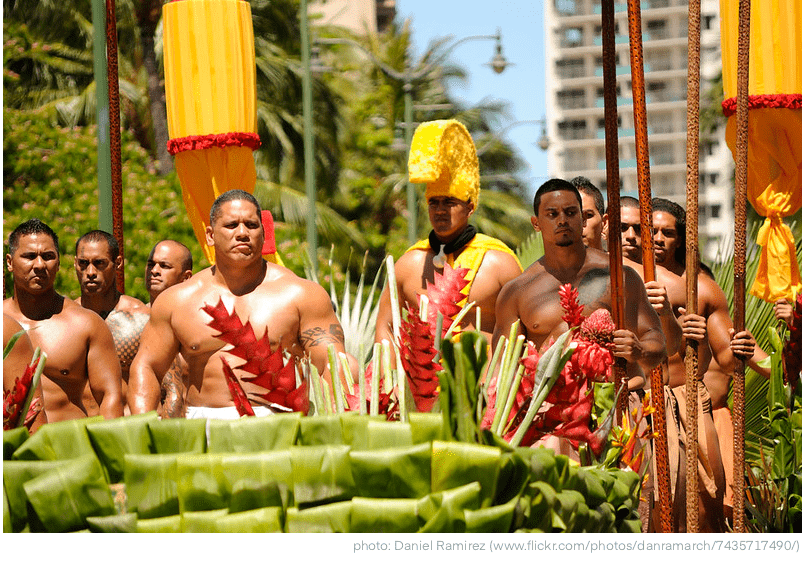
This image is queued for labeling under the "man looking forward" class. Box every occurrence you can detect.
[4,219,123,421]
[129,190,351,418]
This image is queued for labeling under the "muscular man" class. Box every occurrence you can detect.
[4,314,47,431]
[145,240,193,418]
[129,190,351,419]
[75,230,149,414]
[4,219,123,422]
[375,120,522,346]
[493,179,666,388]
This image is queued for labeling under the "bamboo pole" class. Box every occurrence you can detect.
[625,0,672,534]
[601,0,627,423]
[106,0,125,294]
[684,0,703,534]
[731,0,751,534]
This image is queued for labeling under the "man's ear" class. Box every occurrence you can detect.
[530,215,541,232]
[205,224,214,247]
[6,253,12,273]
[602,213,609,240]
[467,201,475,216]
[114,255,124,271]
[181,270,193,281]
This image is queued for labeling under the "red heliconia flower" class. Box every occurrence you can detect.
[399,303,442,412]
[425,263,471,338]
[3,355,42,431]
[579,308,615,348]
[202,298,307,414]
[345,368,397,419]
[559,283,584,328]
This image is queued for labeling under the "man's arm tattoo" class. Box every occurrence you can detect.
[160,360,186,418]
[300,324,345,348]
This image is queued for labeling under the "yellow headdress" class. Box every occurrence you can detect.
[408,120,480,208]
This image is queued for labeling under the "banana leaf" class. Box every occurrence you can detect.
[86,512,138,533]
[298,415,344,446]
[290,445,355,505]
[409,412,446,443]
[147,418,207,454]
[351,497,420,532]
[220,451,293,512]
[22,454,115,532]
[3,457,81,532]
[214,506,284,532]
[493,451,531,504]
[4,486,11,533]
[463,494,518,533]
[366,420,413,449]
[206,413,301,453]
[285,501,352,533]
[180,508,229,532]
[85,411,158,482]
[417,482,480,533]
[552,489,589,532]
[124,453,181,519]
[339,412,373,450]
[562,467,608,509]
[175,454,228,512]
[431,441,500,507]
[3,426,28,460]
[522,480,559,532]
[136,514,182,532]
[12,415,103,460]
[350,442,432,499]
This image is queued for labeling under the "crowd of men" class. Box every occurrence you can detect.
[4,173,799,533]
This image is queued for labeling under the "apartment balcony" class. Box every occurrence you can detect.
[592,2,649,14]
[594,63,651,76]
[595,95,653,107]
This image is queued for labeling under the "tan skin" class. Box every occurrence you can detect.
[75,237,148,414]
[4,233,123,421]
[375,196,522,346]
[145,240,193,418]
[493,190,666,387]
[129,199,351,413]
[4,314,48,432]
[580,192,607,251]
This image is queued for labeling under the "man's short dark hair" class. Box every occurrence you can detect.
[571,176,605,216]
[533,178,583,216]
[652,197,687,266]
[7,219,60,256]
[209,189,262,226]
[76,230,119,260]
[621,195,640,209]
[150,240,193,272]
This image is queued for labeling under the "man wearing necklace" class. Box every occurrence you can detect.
[375,120,522,347]
[4,219,123,422]
[75,230,149,415]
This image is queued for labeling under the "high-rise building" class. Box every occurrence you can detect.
[311,0,396,34]
[544,0,735,261]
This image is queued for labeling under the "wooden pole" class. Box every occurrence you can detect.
[601,0,627,421]
[106,0,125,294]
[625,0,672,534]
[731,0,751,534]
[684,0,703,533]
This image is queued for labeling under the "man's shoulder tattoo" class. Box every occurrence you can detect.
[300,323,345,348]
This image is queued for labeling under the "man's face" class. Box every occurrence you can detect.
[146,242,190,300]
[652,210,680,267]
[75,239,119,296]
[205,199,264,260]
[6,233,60,295]
[427,196,473,243]
[581,193,606,250]
[620,206,642,262]
[532,190,584,248]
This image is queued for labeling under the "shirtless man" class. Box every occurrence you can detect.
[493,179,666,389]
[4,219,123,422]
[375,123,522,346]
[75,230,149,414]
[129,190,351,418]
[145,239,193,417]
[4,314,47,431]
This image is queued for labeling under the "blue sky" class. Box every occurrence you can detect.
[396,1,550,199]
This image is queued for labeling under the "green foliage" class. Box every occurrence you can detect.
[3,107,202,303]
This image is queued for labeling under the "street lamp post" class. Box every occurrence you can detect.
[315,30,509,246]
[300,0,318,278]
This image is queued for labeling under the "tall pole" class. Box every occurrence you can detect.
[601,0,627,422]
[300,0,318,278]
[106,0,125,294]
[684,0,703,534]
[92,0,112,237]
[404,83,416,246]
[731,0,751,534]
[625,0,672,533]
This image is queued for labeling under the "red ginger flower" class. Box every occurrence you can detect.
[3,354,43,431]
[559,284,584,328]
[399,303,442,412]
